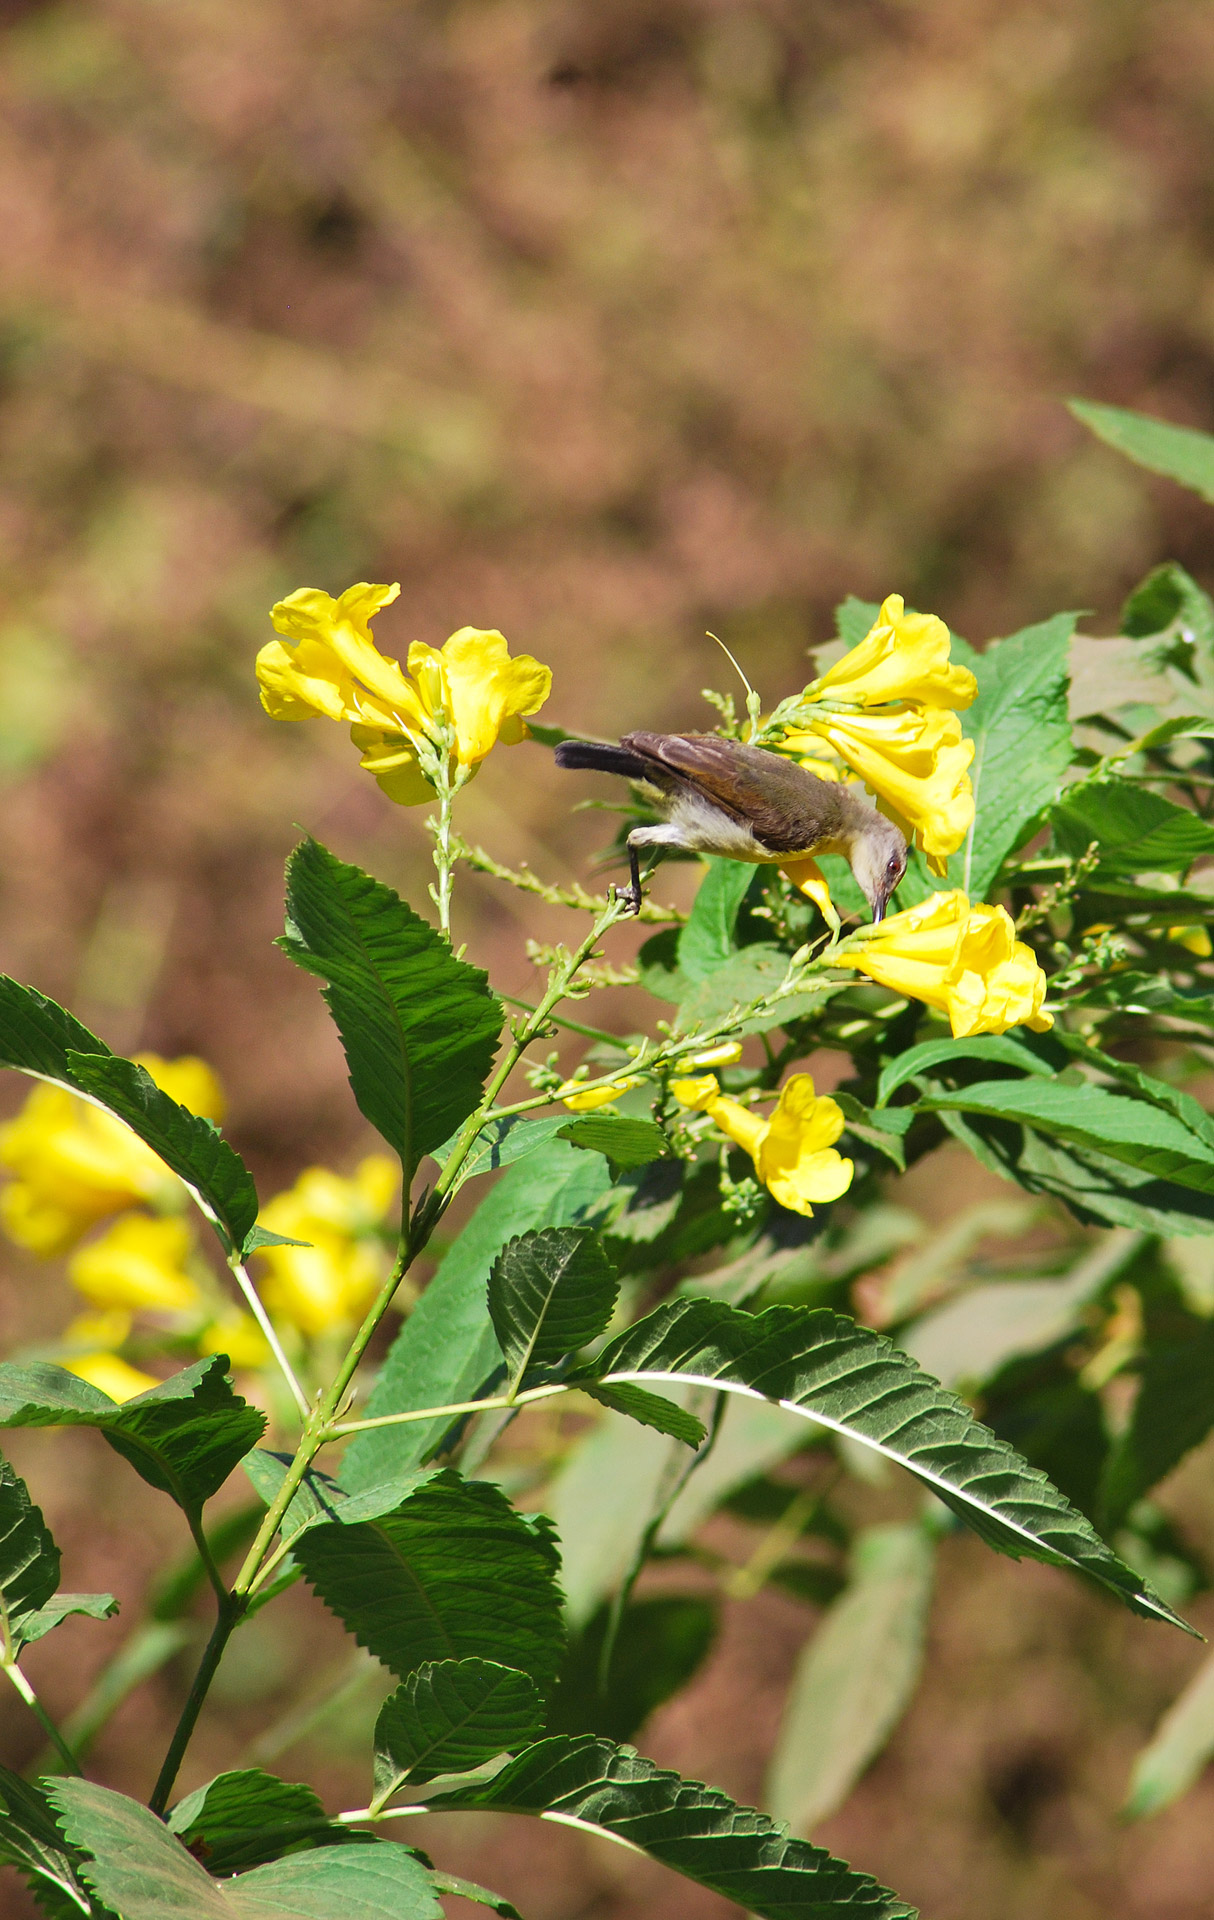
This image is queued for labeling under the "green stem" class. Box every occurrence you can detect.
[433,778,457,937]
[226,1254,310,1420]
[324,1382,568,1439]
[148,1600,239,1814]
[149,892,636,1810]
[3,1661,81,1775]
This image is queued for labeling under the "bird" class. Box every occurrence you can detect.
[555,731,908,925]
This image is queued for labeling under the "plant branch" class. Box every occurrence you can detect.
[227,1254,310,1419]
[148,1599,240,1814]
[454,834,685,923]
[3,1659,81,1775]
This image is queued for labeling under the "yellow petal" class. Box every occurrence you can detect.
[64,1353,159,1403]
[349,724,436,806]
[559,1076,640,1111]
[809,707,974,861]
[68,1213,200,1314]
[267,584,427,732]
[255,636,355,723]
[756,1075,854,1215]
[434,627,553,767]
[670,1074,722,1110]
[811,595,978,711]
[674,1041,744,1070]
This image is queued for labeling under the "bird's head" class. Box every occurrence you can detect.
[848,813,908,924]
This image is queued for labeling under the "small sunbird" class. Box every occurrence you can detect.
[556,731,907,923]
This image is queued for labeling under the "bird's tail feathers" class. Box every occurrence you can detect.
[555,739,652,780]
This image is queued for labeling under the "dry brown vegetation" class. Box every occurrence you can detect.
[4,2,1214,1914]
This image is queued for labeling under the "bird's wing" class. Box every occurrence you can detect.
[622,732,846,854]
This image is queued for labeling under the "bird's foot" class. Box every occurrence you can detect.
[611,846,645,916]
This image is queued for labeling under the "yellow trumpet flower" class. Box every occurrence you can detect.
[840,889,1052,1037]
[257,584,552,805]
[253,1155,398,1337]
[671,1072,853,1218]
[0,1055,224,1257]
[807,596,977,711]
[780,595,977,872]
[68,1213,201,1315]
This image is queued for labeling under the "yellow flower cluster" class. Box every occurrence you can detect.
[252,1157,398,1336]
[672,1072,853,1218]
[256,583,552,804]
[0,1059,399,1400]
[840,890,1052,1038]
[779,595,977,874]
[0,1056,222,1257]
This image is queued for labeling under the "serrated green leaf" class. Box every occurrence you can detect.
[580,1381,706,1447]
[442,1114,567,1182]
[1124,1648,1214,1818]
[488,1227,619,1387]
[66,1053,258,1255]
[168,1770,335,1874]
[341,1139,612,1492]
[0,1356,264,1517]
[0,1454,60,1634]
[279,837,503,1179]
[954,613,1076,901]
[0,1764,94,1917]
[677,859,757,984]
[581,1296,1187,1628]
[1052,777,1214,876]
[546,1597,717,1743]
[242,1451,353,1544]
[557,1114,672,1170]
[767,1523,935,1833]
[374,1658,543,1799]
[294,1469,565,1690]
[1052,1032,1214,1150]
[426,1735,913,1918]
[1099,1322,1214,1532]
[49,1778,440,1920]
[14,1592,118,1653]
[921,1077,1214,1197]
[0,976,112,1080]
[1070,398,1214,504]
[875,1034,1055,1107]
[241,1226,311,1255]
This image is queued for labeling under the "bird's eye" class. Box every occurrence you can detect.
[887,858,902,880]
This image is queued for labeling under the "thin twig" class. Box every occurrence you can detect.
[454,835,685,923]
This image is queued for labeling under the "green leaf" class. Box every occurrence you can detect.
[13,1592,118,1653]
[948,1104,1214,1239]
[66,1053,258,1256]
[766,1523,935,1832]
[835,596,882,648]
[0,1764,94,1917]
[953,613,1076,901]
[1099,1322,1214,1531]
[425,1870,522,1917]
[875,1034,1054,1108]
[1122,560,1214,650]
[546,1596,717,1742]
[168,1770,336,1873]
[488,1227,619,1387]
[557,1114,672,1170]
[677,859,757,984]
[374,1658,543,1798]
[0,1356,265,1516]
[294,1469,566,1690]
[1052,777,1214,876]
[580,1381,706,1447]
[1052,1032,1214,1150]
[582,1297,1188,1627]
[1124,1648,1214,1818]
[444,1115,568,1182]
[676,945,837,1036]
[48,1778,440,1920]
[0,1453,60,1632]
[279,837,503,1179]
[426,1735,912,1919]
[341,1139,611,1492]
[920,1077,1214,1198]
[1070,398,1214,504]
[0,976,111,1081]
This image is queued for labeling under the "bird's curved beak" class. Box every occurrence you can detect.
[869,889,889,926]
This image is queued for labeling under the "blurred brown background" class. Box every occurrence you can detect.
[3,2,1214,1915]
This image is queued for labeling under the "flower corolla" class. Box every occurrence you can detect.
[671,1072,853,1217]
